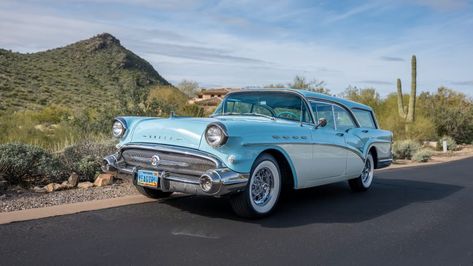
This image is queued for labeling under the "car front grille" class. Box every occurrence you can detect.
[121,148,217,177]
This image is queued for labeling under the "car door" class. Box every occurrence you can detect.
[335,106,367,178]
[301,101,347,188]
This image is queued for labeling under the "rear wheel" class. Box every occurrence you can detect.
[349,153,374,192]
[230,154,281,218]
[135,185,173,199]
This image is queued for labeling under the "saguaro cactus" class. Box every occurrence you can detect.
[396,55,417,124]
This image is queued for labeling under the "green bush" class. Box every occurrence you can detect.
[61,140,116,181]
[0,143,66,187]
[438,136,458,151]
[412,148,433,162]
[393,139,421,160]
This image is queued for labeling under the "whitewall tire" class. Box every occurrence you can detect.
[349,153,375,192]
[230,154,281,218]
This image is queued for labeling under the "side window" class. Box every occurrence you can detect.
[352,109,377,129]
[333,105,356,131]
[225,101,251,113]
[252,105,273,116]
[310,102,335,130]
[273,97,311,123]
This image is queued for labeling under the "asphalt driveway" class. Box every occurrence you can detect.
[1,158,472,265]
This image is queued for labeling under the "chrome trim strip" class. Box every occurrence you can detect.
[241,141,365,160]
[378,158,393,162]
[119,143,225,168]
[163,175,200,185]
[127,155,190,167]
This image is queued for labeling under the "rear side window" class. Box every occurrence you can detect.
[352,109,377,129]
[333,105,356,131]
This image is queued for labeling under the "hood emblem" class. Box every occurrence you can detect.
[151,155,161,166]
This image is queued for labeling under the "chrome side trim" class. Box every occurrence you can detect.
[241,141,365,160]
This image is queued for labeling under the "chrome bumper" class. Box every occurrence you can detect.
[102,147,249,197]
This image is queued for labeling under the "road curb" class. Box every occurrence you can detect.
[0,195,157,225]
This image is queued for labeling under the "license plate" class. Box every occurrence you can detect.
[137,170,159,188]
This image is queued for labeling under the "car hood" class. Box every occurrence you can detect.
[123,116,290,149]
[128,117,217,149]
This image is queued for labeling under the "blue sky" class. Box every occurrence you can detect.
[0,0,472,96]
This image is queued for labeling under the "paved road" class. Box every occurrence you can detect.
[1,158,473,266]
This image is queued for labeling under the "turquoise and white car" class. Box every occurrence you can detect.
[103,89,393,217]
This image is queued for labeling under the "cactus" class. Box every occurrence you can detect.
[396,78,407,119]
[396,55,417,125]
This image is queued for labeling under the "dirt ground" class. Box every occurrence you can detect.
[386,145,473,170]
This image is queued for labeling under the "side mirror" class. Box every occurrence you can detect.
[315,118,327,129]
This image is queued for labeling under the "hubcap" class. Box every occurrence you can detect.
[250,167,274,206]
[361,156,373,187]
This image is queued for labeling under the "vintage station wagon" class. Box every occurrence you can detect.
[103,89,393,217]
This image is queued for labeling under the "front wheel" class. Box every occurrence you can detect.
[349,153,375,192]
[230,154,281,218]
[135,185,173,199]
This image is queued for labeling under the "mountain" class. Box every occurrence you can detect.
[0,33,179,111]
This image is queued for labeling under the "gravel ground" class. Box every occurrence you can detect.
[0,177,139,213]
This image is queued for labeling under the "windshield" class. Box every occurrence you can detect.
[213,91,313,123]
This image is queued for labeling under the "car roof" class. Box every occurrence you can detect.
[228,88,373,111]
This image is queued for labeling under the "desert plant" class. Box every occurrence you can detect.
[0,143,66,187]
[412,148,433,162]
[61,140,116,181]
[393,139,421,160]
[438,136,458,151]
[396,55,417,131]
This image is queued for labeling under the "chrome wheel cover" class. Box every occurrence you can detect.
[361,155,374,187]
[250,167,274,206]
[249,160,280,214]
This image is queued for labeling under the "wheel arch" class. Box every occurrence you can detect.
[257,148,298,189]
[367,145,378,169]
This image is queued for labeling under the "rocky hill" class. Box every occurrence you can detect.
[0,33,177,111]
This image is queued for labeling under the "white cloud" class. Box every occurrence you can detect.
[0,0,472,96]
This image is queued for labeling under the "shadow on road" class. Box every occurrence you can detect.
[162,178,462,227]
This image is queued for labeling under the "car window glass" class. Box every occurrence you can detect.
[352,109,377,129]
[225,101,252,113]
[333,105,356,131]
[253,105,273,117]
[219,92,312,123]
[310,102,335,130]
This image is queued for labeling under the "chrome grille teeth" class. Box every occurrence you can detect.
[121,149,217,177]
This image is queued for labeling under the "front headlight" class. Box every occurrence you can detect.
[205,123,228,147]
[112,120,126,138]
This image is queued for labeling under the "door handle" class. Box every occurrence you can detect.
[361,130,369,133]
[336,133,344,137]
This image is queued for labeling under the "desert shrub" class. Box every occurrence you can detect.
[393,139,421,160]
[180,104,204,117]
[438,136,458,151]
[412,148,433,163]
[61,140,116,181]
[0,143,66,187]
